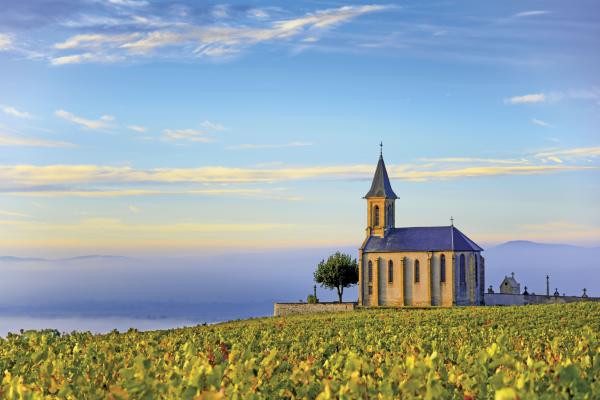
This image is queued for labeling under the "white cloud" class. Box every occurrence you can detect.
[6,187,302,201]
[107,0,148,7]
[531,118,550,127]
[546,156,563,164]
[128,125,147,132]
[505,88,600,106]
[200,120,225,131]
[248,8,270,20]
[194,45,239,58]
[0,156,596,191]
[0,133,75,148]
[2,106,32,119]
[0,33,12,51]
[534,146,600,163]
[419,157,529,165]
[128,205,140,213]
[227,142,314,150]
[50,53,125,65]
[505,93,546,104]
[50,5,391,63]
[54,33,141,50]
[0,209,31,218]
[163,128,212,142]
[514,10,551,18]
[54,109,114,130]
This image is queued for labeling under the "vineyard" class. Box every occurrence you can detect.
[1,302,599,399]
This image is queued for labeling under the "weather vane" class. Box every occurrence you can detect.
[379,141,383,156]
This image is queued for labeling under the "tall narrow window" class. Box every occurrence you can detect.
[474,255,478,285]
[374,206,380,226]
[368,260,373,283]
[414,260,420,283]
[459,254,466,285]
[388,260,394,283]
[387,204,392,226]
[440,254,446,283]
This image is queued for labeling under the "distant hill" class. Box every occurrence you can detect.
[0,255,132,263]
[485,241,600,297]
[0,256,46,263]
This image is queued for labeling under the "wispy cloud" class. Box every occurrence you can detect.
[51,53,124,65]
[0,154,596,191]
[0,33,12,51]
[128,125,147,132]
[418,157,529,165]
[3,106,32,119]
[0,133,75,148]
[162,121,224,142]
[55,109,114,130]
[107,0,149,7]
[0,209,31,218]
[163,128,212,142]
[505,88,600,106]
[48,4,391,64]
[531,118,550,127]
[0,218,293,235]
[226,142,314,150]
[534,146,600,163]
[200,120,226,131]
[504,93,546,104]
[514,10,551,18]
[5,187,302,201]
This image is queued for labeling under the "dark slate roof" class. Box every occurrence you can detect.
[364,155,398,199]
[362,226,483,252]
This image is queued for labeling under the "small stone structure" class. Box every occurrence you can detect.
[499,272,520,294]
[274,302,356,317]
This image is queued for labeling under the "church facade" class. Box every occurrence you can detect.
[358,152,485,307]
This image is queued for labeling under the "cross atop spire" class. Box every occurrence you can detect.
[450,216,454,226]
[379,141,383,157]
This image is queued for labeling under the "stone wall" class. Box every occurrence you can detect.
[273,302,356,317]
[484,293,600,306]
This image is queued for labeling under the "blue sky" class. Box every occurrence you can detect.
[0,0,599,256]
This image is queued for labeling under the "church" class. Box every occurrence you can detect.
[358,149,485,307]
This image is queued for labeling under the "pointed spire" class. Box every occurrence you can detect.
[364,145,398,199]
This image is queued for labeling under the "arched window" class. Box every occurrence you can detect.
[387,204,392,226]
[388,260,393,283]
[459,254,466,285]
[414,259,420,283]
[368,260,373,283]
[440,254,446,283]
[374,206,380,226]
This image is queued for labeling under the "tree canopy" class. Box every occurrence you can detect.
[314,252,358,303]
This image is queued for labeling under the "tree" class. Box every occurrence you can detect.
[313,252,358,303]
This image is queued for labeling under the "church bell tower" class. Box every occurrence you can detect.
[364,143,397,238]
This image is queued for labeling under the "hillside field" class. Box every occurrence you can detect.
[1,302,599,399]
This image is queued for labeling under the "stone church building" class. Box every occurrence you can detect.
[358,151,485,307]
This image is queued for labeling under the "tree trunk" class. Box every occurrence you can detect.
[337,286,343,303]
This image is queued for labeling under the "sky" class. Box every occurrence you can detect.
[0,0,599,257]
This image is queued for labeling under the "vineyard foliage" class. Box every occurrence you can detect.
[1,302,599,399]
